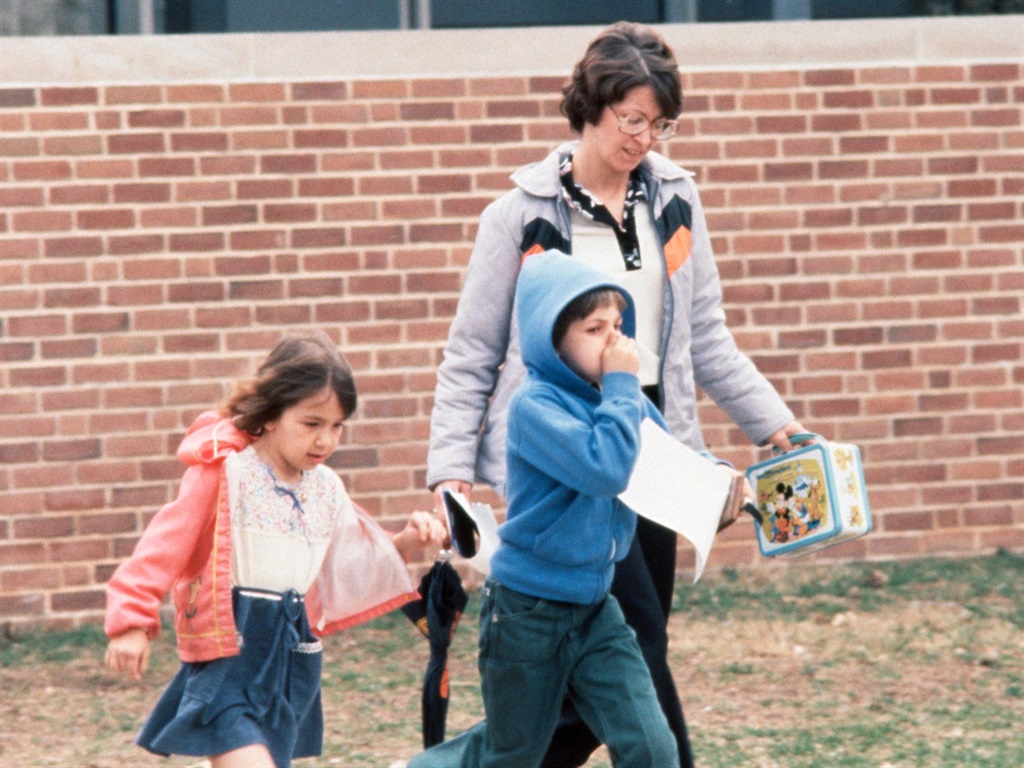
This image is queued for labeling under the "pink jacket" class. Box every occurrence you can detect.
[105,411,419,663]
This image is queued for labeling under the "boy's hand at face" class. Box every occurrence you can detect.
[601,331,640,377]
[105,628,151,680]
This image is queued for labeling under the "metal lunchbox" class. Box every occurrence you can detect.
[745,433,872,557]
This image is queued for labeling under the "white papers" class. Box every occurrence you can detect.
[441,488,499,576]
[619,419,733,583]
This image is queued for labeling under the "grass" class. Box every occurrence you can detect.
[1,550,1022,767]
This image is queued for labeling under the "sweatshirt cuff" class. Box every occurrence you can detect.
[601,371,641,400]
[699,449,735,469]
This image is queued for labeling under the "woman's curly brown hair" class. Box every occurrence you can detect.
[561,22,683,134]
[223,331,357,437]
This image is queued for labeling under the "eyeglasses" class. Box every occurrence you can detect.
[613,109,679,141]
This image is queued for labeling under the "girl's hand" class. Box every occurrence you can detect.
[601,331,640,376]
[104,628,151,680]
[393,510,448,562]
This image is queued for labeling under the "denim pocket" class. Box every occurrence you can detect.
[287,640,323,722]
[481,584,562,664]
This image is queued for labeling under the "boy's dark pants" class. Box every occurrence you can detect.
[540,500,695,768]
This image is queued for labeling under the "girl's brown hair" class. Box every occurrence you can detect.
[224,331,357,436]
[561,21,683,133]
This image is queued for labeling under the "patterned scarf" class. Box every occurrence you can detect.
[559,154,647,271]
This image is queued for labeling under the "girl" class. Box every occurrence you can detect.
[104,331,446,768]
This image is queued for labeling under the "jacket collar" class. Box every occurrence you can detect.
[177,411,253,466]
[511,140,693,199]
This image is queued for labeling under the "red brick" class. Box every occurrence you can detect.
[383,199,437,220]
[76,208,135,230]
[198,156,254,176]
[0,135,39,157]
[399,102,455,121]
[107,133,165,154]
[112,182,173,203]
[468,124,525,144]
[171,132,229,152]
[978,224,1024,243]
[238,179,294,199]
[76,158,134,178]
[260,154,316,174]
[11,210,73,233]
[379,149,433,170]
[294,129,348,148]
[229,83,285,102]
[50,588,107,612]
[298,177,355,197]
[102,85,161,104]
[228,230,287,250]
[804,69,855,86]
[290,228,346,248]
[765,162,812,181]
[0,88,36,107]
[410,78,465,98]
[200,204,257,226]
[12,160,72,181]
[292,81,347,100]
[40,87,98,106]
[127,108,186,128]
[263,203,317,223]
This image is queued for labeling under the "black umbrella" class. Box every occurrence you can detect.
[401,558,468,747]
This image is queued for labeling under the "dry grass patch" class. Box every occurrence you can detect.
[2,552,1021,768]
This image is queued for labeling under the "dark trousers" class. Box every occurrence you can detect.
[539,384,695,768]
[538,518,694,768]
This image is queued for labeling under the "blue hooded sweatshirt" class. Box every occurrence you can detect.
[489,251,670,605]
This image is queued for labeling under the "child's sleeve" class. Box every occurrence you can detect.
[509,375,644,497]
[307,484,419,636]
[104,465,219,641]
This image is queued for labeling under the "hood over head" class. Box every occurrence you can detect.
[514,250,636,396]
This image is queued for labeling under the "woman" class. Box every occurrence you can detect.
[427,22,805,768]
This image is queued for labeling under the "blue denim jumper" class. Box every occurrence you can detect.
[137,587,323,768]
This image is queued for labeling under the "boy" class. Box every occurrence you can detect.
[407,250,679,768]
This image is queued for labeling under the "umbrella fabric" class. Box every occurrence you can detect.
[401,560,468,747]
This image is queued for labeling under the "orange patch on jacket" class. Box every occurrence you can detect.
[521,243,546,262]
[663,227,691,278]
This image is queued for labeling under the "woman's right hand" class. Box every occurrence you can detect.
[431,480,471,547]
[104,627,151,680]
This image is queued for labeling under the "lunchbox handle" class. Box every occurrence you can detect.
[772,432,822,453]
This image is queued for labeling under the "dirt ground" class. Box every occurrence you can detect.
[2,557,1022,768]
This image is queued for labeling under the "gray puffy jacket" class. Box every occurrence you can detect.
[427,141,795,491]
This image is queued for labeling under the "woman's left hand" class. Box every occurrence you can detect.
[766,421,809,452]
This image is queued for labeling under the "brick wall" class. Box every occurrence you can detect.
[1,18,1022,631]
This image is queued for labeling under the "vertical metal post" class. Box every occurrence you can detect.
[139,0,155,33]
[664,0,699,22]
[772,0,811,19]
[416,0,430,28]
